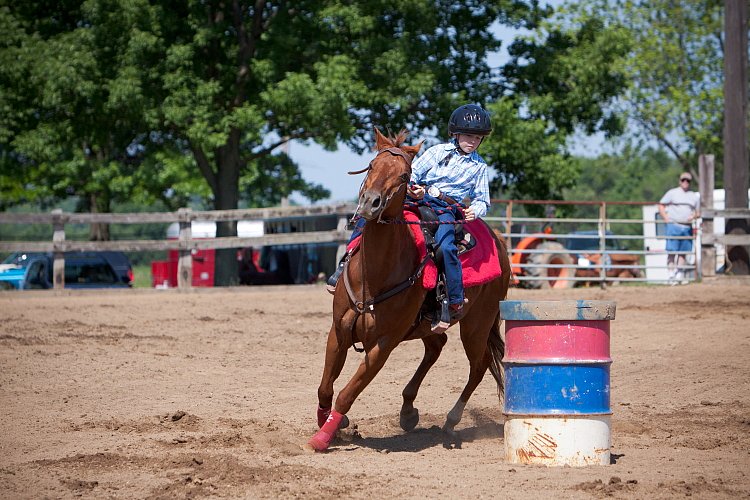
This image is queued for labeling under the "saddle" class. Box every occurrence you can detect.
[341,209,501,334]
[413,205,477,333]
[415,205,477,267]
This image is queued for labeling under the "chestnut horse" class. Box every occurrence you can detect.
[305,129,511,452]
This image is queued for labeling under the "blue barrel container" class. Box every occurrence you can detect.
[500,300,616,466]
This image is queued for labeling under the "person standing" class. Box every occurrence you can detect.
[658,172,700,284]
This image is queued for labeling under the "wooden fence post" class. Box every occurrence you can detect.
[506,201,513,253]
[335,215,349,264]
[598,202,607,288]
[51,208,65,289]
[699,154,716,278]
[177,208,193,289]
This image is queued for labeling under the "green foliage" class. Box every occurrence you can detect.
[479,6,631,212]
[0,0,163,215]
[481,96,577,204]
[563,0,725,175]
[565,147,681,206]
[503,13,631,137]
[1,0,631,217]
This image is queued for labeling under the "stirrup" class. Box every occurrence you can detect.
[430,293,451,334]
[326,254,349,294]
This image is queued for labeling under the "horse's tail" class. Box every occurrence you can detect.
[487,224,511,403]
[486,310,505,403]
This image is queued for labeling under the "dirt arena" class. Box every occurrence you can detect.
[1,280,749,499]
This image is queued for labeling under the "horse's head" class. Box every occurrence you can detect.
[355,128,423,221]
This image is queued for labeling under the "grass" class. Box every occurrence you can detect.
[131,263,153,288]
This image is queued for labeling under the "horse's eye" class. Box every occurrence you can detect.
[399,173,409,183]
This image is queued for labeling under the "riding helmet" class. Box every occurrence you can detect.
[448,104,492,137]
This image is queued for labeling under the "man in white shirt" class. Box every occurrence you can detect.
[658,172,700,284]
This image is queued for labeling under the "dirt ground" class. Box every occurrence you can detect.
[1,280,749,499]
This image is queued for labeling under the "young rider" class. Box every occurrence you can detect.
[327,103,492,318]
[407,103,492,319]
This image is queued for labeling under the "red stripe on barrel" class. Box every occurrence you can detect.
[504,320,611,361]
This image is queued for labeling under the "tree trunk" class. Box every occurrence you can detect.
[88,192,111,241]
[723,0,750,274]
[213,130,242,286]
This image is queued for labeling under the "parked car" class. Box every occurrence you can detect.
[0,252,134,290]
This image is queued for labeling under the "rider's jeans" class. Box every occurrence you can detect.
[435,211,463,306]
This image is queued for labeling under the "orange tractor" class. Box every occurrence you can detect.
[507,228,641,289]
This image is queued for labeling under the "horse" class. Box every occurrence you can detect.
[305,128,512,452]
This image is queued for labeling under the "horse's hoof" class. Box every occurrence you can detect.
[340,415,350,429]
[400,408,420,432]
[305,434,332,452]
[442,423,458,437]
[302,443,318,453]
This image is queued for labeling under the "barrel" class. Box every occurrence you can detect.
[500,300,616,466]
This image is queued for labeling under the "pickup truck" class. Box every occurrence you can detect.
[0,252,134,290]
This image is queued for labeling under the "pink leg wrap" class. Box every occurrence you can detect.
[307,409,345,451]
[317,405,331,428]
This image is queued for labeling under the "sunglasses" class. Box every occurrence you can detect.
[680,178,691,183]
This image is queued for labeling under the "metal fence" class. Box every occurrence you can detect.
[483,199,697,289]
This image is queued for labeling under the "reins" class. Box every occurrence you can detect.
[344,145,427,352]
[347,147,464,227]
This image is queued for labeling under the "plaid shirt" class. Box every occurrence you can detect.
[410,142,490,218]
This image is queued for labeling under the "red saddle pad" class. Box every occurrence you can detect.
[346,211,502,290]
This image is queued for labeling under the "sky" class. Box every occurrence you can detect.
[288,0,607,204]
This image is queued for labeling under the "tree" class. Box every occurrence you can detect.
[147,0,549,283]
[480,8,631,210]
[564,0,725,176]
[0,2,333,231]
[0,1,165,238]
[1,0,635,283]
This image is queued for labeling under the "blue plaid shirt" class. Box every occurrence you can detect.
[410,142,491,218]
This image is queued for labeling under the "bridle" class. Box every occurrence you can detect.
[343,145,426,352]
[349,147,413,223]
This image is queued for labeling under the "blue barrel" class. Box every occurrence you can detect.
[500,300,616,466]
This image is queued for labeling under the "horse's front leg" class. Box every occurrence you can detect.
[306,334,398,452]
[400,333,447,431]
[316,324,349,427]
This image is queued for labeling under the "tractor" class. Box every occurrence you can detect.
[508,228,641,289]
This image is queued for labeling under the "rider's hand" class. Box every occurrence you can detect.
[408,184,425,199]
[464,207,476,222]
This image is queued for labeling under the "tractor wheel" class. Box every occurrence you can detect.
[525,241,575,289]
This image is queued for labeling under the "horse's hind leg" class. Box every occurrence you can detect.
[400,333,448,431]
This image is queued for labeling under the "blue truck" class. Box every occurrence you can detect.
[0,252,133,290]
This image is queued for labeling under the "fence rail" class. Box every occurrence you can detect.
[486,198,699,289]
[1,205,356,289]
[2,198,747,290]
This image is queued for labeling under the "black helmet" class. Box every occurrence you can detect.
[448,104,492,136]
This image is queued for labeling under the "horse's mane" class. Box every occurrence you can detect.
[382,129,410,148]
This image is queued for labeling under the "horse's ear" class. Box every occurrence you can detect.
[374,127,391,150]
[402,140,424,159]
